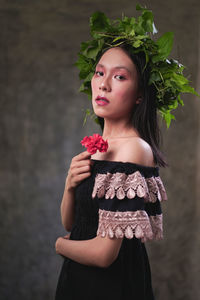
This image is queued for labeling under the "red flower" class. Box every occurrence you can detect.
[80,134,108,154]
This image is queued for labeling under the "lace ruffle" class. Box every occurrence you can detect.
[97,209,163,242]
[92,171,167,202]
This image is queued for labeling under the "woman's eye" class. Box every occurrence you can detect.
[115,75,126,80]
[95,71,104,76]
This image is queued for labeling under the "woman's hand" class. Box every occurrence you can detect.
[55,234,70,254]
[55,237,63,254]
[63,233,70,239]
[65,151,93,192]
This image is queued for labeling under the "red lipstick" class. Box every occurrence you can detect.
[95,96,109,106]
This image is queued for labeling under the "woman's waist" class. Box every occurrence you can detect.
[74,213,98,227]
[70,216,98,240]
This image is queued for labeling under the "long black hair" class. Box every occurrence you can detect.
[97,45,167,167]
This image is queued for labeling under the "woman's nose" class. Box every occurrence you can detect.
[99,78,111,92]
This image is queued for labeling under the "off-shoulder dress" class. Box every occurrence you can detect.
[55,159,167,300]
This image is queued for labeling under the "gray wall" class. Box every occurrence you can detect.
[0,0,200,299]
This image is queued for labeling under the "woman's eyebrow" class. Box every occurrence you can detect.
[96,63,132,74]
[114,66,132,74]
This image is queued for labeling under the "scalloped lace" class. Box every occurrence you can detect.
[92,171,167,202]
[97,209,163,242]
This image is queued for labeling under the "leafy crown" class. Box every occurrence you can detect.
[75,4,199,128]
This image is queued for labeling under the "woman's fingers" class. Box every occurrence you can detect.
[66,150,94,189]
[68,162,92,178]
[77,165,91,174]
[72,164,91,175]
[73,150,91,162]
[75,172,91,184]
[66,172,91,189]
[69,151,94,174]
[71,159,93,169]
[63,234,70,239]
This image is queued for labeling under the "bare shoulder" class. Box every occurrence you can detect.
[116,137,155,167]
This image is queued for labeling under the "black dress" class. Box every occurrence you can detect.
[55,159,167,300]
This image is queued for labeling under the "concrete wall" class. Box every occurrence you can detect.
[0,0,199,299]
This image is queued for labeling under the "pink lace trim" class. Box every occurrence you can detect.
[97,209,163,242]
[92,171,167,202]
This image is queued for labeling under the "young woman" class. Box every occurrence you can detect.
[55,45,167,300]
[55,6,197,299]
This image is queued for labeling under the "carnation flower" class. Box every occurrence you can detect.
[80,134,108,154]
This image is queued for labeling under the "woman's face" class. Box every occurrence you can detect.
[91,47,140,122]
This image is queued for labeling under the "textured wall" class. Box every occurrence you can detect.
[0,0,200,299]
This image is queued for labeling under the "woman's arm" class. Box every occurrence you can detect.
[55,235,123,268]
[60,186,75,232]
[61,151,93,231]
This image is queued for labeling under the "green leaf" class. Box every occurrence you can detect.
[136,4,154,33]
[79,83,85,93]
[129,29,135,36]
[132,39,143,48]
[123,23,133,34]
[94,117,100,124]
[142,11,153,33]
[134,16,146,35]
[170,99,178,109]
[85,72,94,82]
[181,85,200,96]
[152,32,174,62]
[83,109,92,126]
[130,17,136,26]
[90,12,110,36]
[79,82,92,98]
[82,40,100,58]
[177,95,184,106]
[136,3,146,11]
[136,3,143,11]
[149,71,162,84]
[162,110,175,128]
[172,73,188,85]
[135,34,148,40]
[80,41,90,52]
[122,16,129,22]
[86,46,100,59]
[75,55,92,79]
[83,88,92,98]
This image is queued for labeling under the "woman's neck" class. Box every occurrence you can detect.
[102,118,139,140]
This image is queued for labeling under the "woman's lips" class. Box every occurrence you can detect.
[95,96,109,106]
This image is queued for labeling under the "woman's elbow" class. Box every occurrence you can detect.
[93,236,122,268]
[97,252,118,268]
[61,219,73,232]
[98,259,113,268]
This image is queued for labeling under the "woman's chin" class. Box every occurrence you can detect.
[93,108,106,119]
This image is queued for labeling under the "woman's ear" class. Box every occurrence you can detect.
[136,96,142,104]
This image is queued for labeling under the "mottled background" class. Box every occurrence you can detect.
[0,0,200,299]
